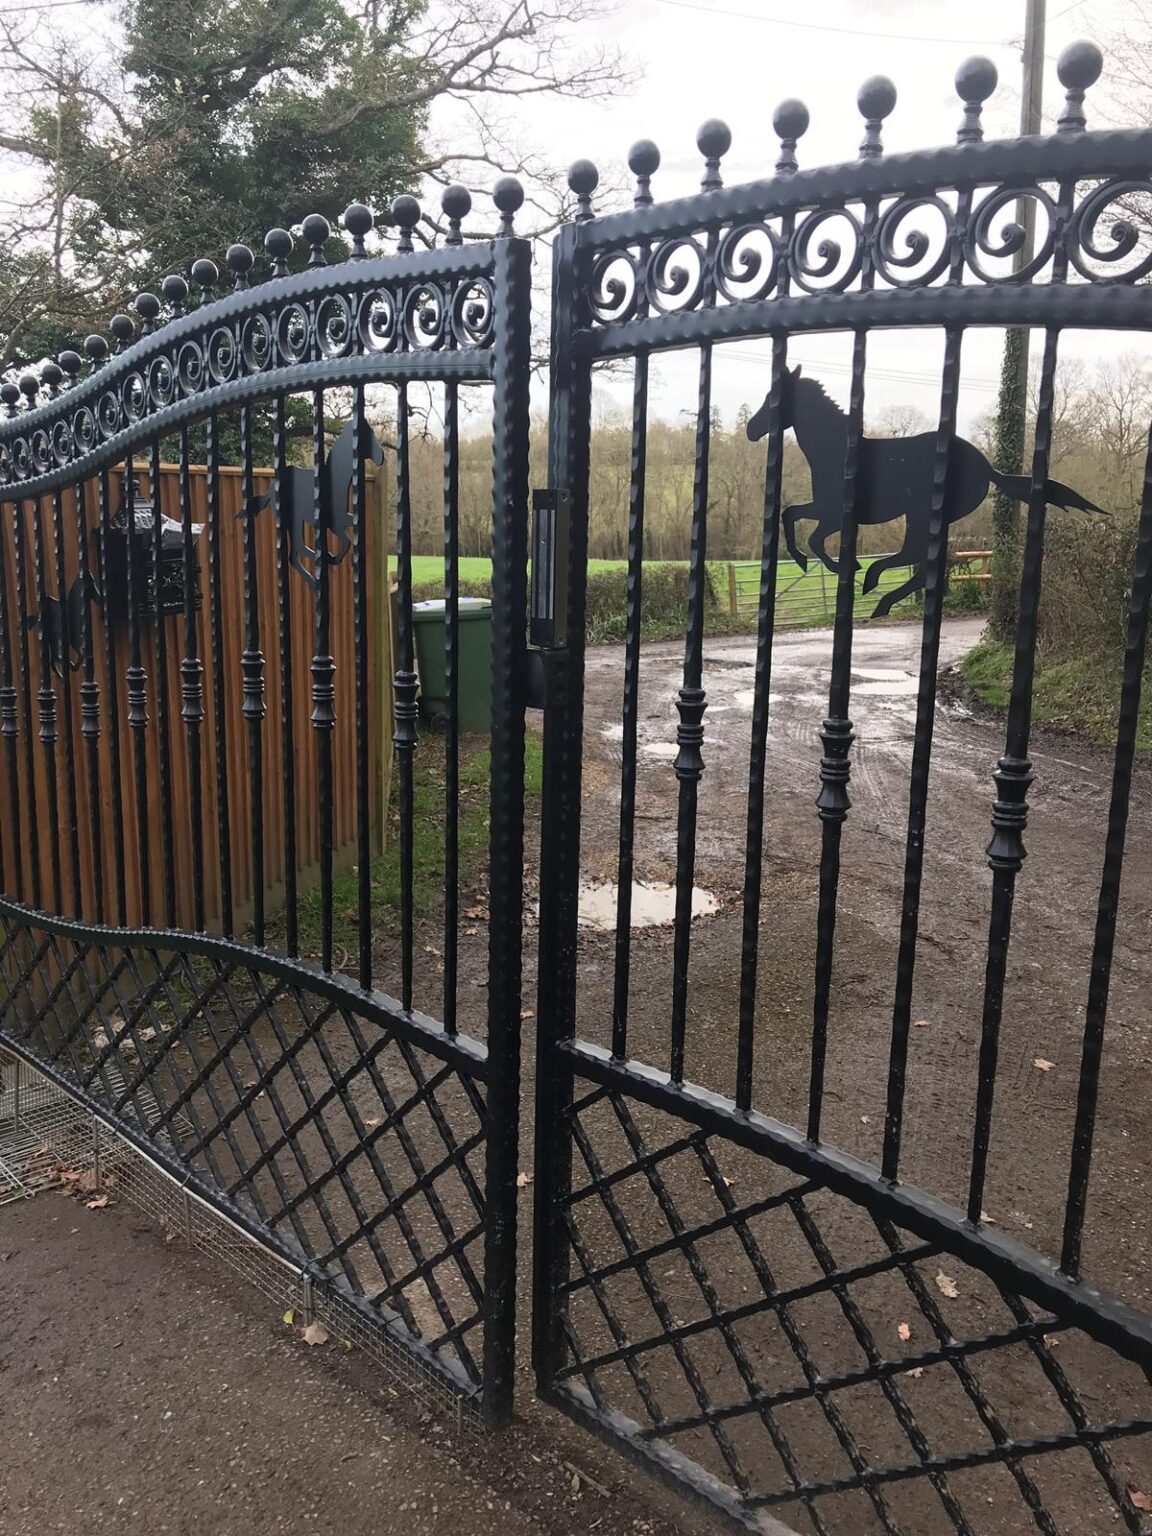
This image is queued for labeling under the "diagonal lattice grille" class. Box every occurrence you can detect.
[551,1087,1152,1536]
[0,913,489,1394]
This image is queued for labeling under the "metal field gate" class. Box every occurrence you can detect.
[0,188,530,1424]
[3,31,1152,1536]
[531,42,1152,1536]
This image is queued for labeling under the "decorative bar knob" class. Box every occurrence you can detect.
[697,118,731,191]
[955,56,997,143]
[441,184,471,246]
[857,75,897,158]
[1057,40,1103,133]
[628,139,660,207]
[772,99,809,175]
[342,203,373,259]
[567,159,599,221]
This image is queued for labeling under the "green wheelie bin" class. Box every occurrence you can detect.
[410,597,493,733]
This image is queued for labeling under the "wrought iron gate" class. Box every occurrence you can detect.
[0,186,530,1424]
[532,42,1152,1535]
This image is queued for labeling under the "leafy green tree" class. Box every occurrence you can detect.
[0,0,622,365]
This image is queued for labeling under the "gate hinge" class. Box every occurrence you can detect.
[530,488,570,650]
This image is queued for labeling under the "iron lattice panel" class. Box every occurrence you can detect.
[0,911,489,1398]
[547,1087,1152,1535]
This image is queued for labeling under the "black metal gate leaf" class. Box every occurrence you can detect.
[0,185,531,1427]
[532,39,1152,1535]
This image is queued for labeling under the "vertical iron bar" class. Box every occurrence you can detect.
[0,505,23,900]
[206,410,233,936]
[98,469,127,925]
[611,349,649,1059]
[179,428,205,931]
[392,381,417,1011]
[273,392,298,954]
[809,319,871,1144]
[351,382,372,989]
[1060,445,1152,1275]
[123,455,151,925]
[76,482,103,925]
[50,488,81,914]
[443,378,460,1032]
[969,330,1061,1222]
[533,219,591,1398]
[669,340,712,1085]
[481,231,531,1429]
[12,503,41,909]
[882,325,965,1179]
[239,405,266,945]
[149,439,176,927]
[310,388,335,972]
[735,334,788,1111]
[30,499,63,912]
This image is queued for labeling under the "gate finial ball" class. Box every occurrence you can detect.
[493,176,524,237]
[1058,39,1104,92]
[342,202,373,259]
[697,118,731,190]
[773,99,809,175]
[858,75,896,158]
[567,159,599,221]
[955,57,997,143]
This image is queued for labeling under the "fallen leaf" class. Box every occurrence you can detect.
[301,1321,329,1347]
[908,1367,924,1379]
[85,1194,110,1210]
[1034,1057,1055,1072]
[860,1115,871,1124]
[1131,1490,1152,1512]
[516,1171,533,1188]
[897,1322,912,1342]
[364,1117,382,1129]
[722,1175,735,1189]
[423,945,442,957]
[935,1271,959,1299]
[520,1010,534,1021]
[283,1309,296,1326]
[913,1018,929,1029]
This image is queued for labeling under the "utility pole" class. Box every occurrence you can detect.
[989,0,1046,640]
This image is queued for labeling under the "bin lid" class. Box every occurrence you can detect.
[411,596,492,621]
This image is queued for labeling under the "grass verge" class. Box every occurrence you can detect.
[272,732,544,964]
[959,639,1147,750]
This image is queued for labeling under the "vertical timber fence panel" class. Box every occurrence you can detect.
[531,43,1152,1536]
[0,185,532,1425]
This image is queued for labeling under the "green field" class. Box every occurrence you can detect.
[393,553,921,630]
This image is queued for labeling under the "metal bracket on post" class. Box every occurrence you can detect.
[527,488,570,711]
[530,489,569,650]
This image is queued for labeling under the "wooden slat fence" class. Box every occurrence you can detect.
[0,461,392,939]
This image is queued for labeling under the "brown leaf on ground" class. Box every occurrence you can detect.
[935,1271,960,1299]
[913,1019,929,1029]
[897,1322,912,1342]
[516,1171,533,1188]
[1131,1489,1152,1511]
[1034,1057,1055,1072]
[85,1195,110,1210]
[300,1322,329,1347]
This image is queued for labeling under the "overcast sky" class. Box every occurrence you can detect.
[434,0,1149,435]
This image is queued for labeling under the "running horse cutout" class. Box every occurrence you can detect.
[242,418,386,590]
[747,366,1104,617]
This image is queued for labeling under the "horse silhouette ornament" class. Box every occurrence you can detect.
[747,367,1104,617]
[242,418,385,591]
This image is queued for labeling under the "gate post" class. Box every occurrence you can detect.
[480,223,533,1429]
[532,208,594,1398]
